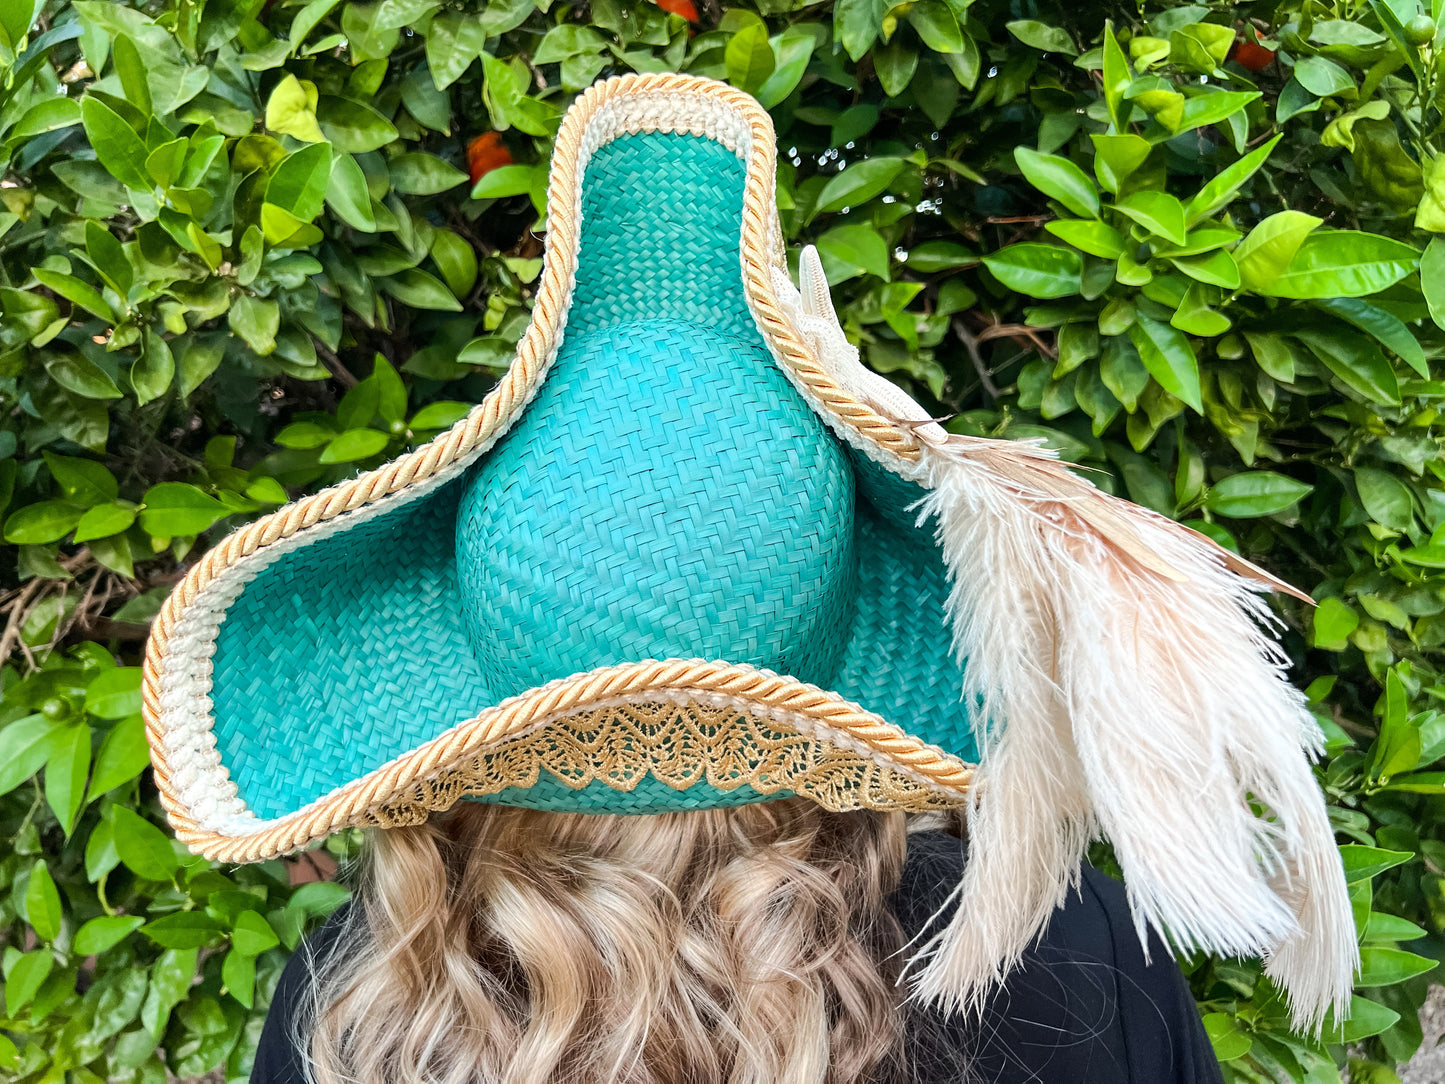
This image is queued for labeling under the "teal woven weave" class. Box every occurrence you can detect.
[210,132,978,822]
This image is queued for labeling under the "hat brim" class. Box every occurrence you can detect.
[144,74,976,863]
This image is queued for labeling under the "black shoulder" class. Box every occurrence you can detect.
[896,835,1224,1084]
[251,903,354,1084]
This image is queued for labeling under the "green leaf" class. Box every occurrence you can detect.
[905,2,961,54]
[80,96,151,190]
[222,949,256,1009]
[268,143,334,221]
[816,224,891,280]
[1174,91,1259,136]
[725,23,775,94]
[1045,219,1126,259]
[833,0,887,60]
[110,805,180,881]
[142,912,225,950]
[179,337,226,398]
[85,667,142,719]
[231,911,281,956]
[73,501,137,542]
[1262,231,1420,300]
[73,915,145,956]
[1294,55,1355,97]
[1205,471,1313,518]
[139,482,227,537]
[1420,237,1445,332]
[32,268,114,323]
[470,163,541,199]
[44,725,90,835]
[290,0,342,51]
[44,451,117,506]
[1113,191,1187,245]
[380,269,463,311]
[1314,299,1428,378]
[3,501,82,545]
[1355,467,1414,531]
[326,153,377,232]
[1364,912,1429,943]
[317,95,398,153]
[1006,19,1077,54]
[1170,250,1239,290]
[982,244,1082,299]
[5,951,52,1016]
[24,860,62,941]
[1100,24,1131,133]
[1015,147,1098,219]
[1356,946,1438,987]
[430,229,478,296]
[410,401,472,430]
[872,39,918,98]
[533,24,606,64]
[12,96,81,139]
[90,715,150,794]
[320,428,392,463]
[1293,328,1400,404]
[45,354,123,400]
[904,241,977,272]
[0,715,62,799]
[1234,211,1323,292]
[132,327,174,406]
[1185,136,1281,226]
[814,157,905,214]
[1312,597,1359,649]
[1340,844,1413,882]
[1091,133,1151,194]
[1127,315,1201,411]
[425,12,487,88]
[1324,996,1400,1044]
[265,74,326,143]
[389,152,468,195]
[373,356,407,425]
[229,293,281,354]
[1202,1013,1252,1061]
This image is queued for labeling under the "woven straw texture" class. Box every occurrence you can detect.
[144,74,978,861]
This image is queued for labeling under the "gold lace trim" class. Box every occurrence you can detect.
[368,700,960,826]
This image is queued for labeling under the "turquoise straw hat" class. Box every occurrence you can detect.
[144,73,1355,1028]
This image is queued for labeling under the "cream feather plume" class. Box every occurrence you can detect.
[776,246,1357,1032]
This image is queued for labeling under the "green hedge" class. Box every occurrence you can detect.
[3,0,1445,1080]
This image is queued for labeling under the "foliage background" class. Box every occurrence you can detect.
[3,0,1445,1080]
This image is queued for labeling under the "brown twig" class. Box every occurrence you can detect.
[975,321,1058,360]
[951,318,1000,401]
[316,343,359,388]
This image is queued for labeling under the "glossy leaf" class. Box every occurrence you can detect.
[814,157,905,214]
[1128,315,1200,411]
[1015,147,1098,218]
[1261,232,1420,300]
[1205,471,1313,518]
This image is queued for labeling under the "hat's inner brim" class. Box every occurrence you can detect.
[207,130,978,822]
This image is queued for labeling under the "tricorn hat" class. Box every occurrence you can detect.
[144,73,1354,1028]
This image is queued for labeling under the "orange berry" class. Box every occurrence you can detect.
[656,0,699,22]
[467,132,514,185]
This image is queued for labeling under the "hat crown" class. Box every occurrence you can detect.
[454,316,857,696]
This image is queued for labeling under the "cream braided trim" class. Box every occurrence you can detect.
[143,73,927,851]
[156,660,974,863]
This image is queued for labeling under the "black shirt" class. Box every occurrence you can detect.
[252,830,1223,1083]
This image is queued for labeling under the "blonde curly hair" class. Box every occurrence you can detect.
[299,797,912,1084]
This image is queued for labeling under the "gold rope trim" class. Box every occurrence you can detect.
[368,700,958,828]
[143,74,931,861]
[155,660,975,864]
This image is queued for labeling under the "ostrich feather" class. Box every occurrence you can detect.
[777,246,1357,1032]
